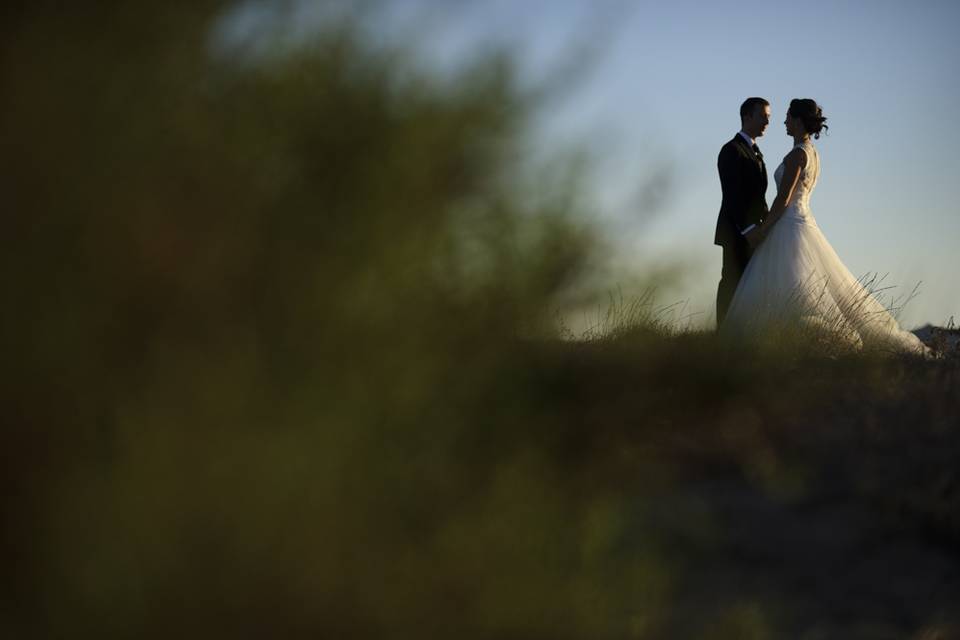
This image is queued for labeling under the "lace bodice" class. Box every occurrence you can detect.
[774,141,820,222]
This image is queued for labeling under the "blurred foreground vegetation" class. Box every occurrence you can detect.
[2,3,958,638]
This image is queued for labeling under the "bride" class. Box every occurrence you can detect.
[720,98,931,356]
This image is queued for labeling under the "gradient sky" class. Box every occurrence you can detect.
[224,0,960,328]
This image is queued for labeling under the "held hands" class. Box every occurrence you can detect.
[745,224,766,250]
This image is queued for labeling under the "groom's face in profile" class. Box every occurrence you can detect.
[743,104,771,139]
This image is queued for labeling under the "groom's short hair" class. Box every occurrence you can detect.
[740,97,770,120]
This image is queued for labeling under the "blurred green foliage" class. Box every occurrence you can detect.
[2,3,958,639]
[0,2,614,637]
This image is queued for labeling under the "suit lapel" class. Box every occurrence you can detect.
[732,134,750,157]
[734,133,764,170]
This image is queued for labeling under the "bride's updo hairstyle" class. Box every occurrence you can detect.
[789,99,829,139]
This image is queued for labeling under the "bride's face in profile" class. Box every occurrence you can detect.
[785,112,803,137]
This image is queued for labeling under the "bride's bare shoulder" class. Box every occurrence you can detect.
[784,146,808,168]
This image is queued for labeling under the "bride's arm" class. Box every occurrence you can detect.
[758,148,806,237]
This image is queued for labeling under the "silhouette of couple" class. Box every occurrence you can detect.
[714,97,929,355]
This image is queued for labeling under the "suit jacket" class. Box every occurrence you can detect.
[714,134,768,246]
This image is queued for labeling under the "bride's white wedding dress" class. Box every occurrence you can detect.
[721,140,931,355]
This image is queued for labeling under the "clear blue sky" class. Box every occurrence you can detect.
[223,0,960,328]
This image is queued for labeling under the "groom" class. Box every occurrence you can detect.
[714,97,771,328]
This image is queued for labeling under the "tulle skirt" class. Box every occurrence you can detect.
[721,210,931,356]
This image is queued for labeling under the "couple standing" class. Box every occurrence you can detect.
[713,97,929,354]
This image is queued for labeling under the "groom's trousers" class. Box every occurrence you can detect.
[716,238,753,329]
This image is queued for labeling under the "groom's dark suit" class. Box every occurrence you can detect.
[715,133,768,327]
